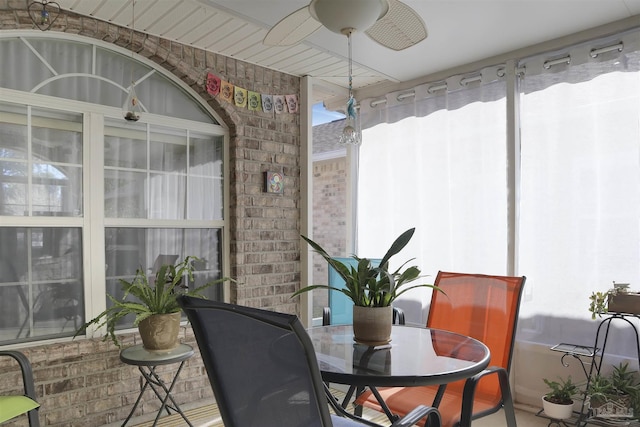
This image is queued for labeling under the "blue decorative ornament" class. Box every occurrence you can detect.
[347,95,357,120]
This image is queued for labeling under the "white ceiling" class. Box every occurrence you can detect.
[55,0,640,106]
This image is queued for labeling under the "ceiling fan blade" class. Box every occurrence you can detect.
[263,6,323,47]
[365,0,427,51]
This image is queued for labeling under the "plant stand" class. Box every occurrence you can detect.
[120,344,195,427]
[536,408,580,427]
[545,313,640,427]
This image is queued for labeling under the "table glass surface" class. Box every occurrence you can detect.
[308,325,490,387]
[120,344,194,366]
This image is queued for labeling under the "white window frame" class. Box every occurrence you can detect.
[0,32,230,345]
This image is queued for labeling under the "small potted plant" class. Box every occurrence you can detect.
[542,375,579,420]
[588,362,639,421]
[75,255,231,351]
[588,282,640,319]
[294,228,442,345]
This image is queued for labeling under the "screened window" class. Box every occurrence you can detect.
[358,75,508,326]
[518,45,640,355]
[353,30,640,408]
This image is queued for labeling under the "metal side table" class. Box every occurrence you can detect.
[120,343,194,427]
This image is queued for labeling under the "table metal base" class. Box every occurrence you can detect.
[122,361,193,427]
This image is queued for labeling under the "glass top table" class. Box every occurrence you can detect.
[308,324,491,387]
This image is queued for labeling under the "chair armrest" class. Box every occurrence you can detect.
[0,351,38,401]
[460,365,516,427]
[392,307,405,325]
[323,306,405,326]
[0,350,40,427]
[323,307,332,326]
[390,405,441,427]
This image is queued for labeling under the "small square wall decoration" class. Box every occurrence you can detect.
[265,171,284,194]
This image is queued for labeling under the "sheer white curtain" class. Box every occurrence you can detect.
[358,71,508,325]
[358,29,640,355]
[518,37,640,357]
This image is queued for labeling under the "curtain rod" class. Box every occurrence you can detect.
[590,42,623,58]
[543,56,571,69]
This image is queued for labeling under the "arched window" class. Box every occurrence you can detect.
[0,33,228,345]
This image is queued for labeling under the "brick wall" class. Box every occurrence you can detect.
[0,1,301,425]
[1,331,210,427]
[311,158,347,316]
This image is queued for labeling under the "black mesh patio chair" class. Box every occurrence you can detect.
[177,295,441,427]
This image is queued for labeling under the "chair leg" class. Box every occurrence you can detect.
[458,369,517,427]
[459,377,477,427]
[497,369,517,427]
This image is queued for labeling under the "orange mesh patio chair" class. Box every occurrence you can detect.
[356,271,526,427]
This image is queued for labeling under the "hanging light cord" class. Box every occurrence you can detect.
[123,0,141,121]
[339,28,360,145]
[348,29,353,99]
[130,0,135,83]
[346,29,356,121]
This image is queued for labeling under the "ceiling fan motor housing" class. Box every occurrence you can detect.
[309,0,389,34]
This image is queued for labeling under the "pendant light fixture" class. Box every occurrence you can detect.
[123,0,142,122]
[339,29,361,146]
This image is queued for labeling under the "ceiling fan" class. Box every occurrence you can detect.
[264,0,427,145]
[263,0,427,51]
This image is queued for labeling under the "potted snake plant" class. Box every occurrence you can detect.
[294,228,441,345]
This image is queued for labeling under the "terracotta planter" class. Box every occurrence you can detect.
[352,305,393,346]
[138,312,181,352]
[542,397,574,420]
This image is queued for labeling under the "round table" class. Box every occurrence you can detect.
[308,324,491,387]
[119,344,195,427]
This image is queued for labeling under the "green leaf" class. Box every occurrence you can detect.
[74,255,233,347]
[379,228,415,267]
[296,228,443,308]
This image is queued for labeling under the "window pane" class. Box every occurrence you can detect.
[188,177,221,220]
[150,128,187,172]
[0,103,27,158]
[104,120,147,218]
[0,160,28,215]
[149,126,187,219]
[104,227,223,328]
[0,105,82,217]
[105,127,147,169]
[1,103,28,215]
[32,163,82,216]
[104,121,222,220]
[0,227,84,345]
[189,134,223,220]
[104,170,147,218]
[149,173,186,220]
[32,117,83,165]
